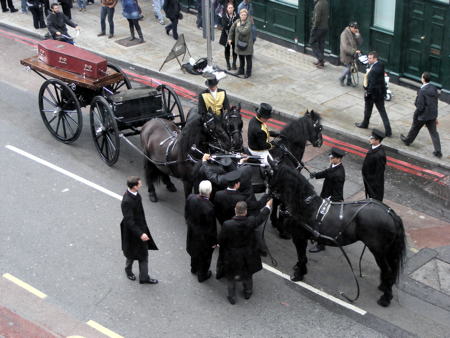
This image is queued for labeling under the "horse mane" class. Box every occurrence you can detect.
[271,164,317,218]
[180,112,204,160]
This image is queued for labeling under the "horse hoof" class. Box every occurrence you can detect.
[290,275,304,282]
[378,284,386,292]
[149,192,158,203]
[166,184,177,192]
[377,295,392,307]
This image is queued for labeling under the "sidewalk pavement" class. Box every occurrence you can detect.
[1,0,448,169]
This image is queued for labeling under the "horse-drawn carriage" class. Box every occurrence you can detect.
[20,40,185,166]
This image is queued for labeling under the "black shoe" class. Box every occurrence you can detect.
[227,296,236,305]
[433,151,442,159]
[97,32,106,37]
[140,278,158,284]
[129,36,136,41]
[309,244,325,253]
[385,132,392,137]
[125,271,136,281]
[244,291,252,299]
[236,69,244,76]
[165,27,170,35]
[400,134,410,145]
[190,267,197,274]
[149,191,158,203]
[108,34,114,39]
[3,9,9,12]
[231,63,237,70]
[138,38,145,43]
[355,122,368,129]
[198,271,212,283]
[10,8,18,12]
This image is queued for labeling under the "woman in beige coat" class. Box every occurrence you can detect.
[228,8,253,78]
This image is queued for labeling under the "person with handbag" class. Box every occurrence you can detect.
[219,2,238,70]
[228,8,253,78]
[27,0,46,29]
[121,0,144,43]
[163,0,181,40]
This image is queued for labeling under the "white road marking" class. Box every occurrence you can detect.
[87,320,124,338]
[3,273,47,299]
[6,144,367,315]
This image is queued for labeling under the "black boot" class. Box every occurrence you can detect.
[129,26,135,41]
[232,56,237,70]
[226,59,231,71]
[136,27,144,43]
[237,67,244,76]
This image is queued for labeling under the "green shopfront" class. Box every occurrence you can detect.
[180,0,450,100]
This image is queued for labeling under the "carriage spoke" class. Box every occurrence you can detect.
[55,114,62,135]
[104,136,110,159]
[52,84,62,104]
[62,114,75,136]
[45,88,58,106]
[47,115,58,125]
[42,108,57,113]
[64,113,79,127]
[105,134,116,153]
[115,81,125,91]
[61,114,68,139]
[43,96,57,108]
[169,101,177,114]
[100,134,106,152]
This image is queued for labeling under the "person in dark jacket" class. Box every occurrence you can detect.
[247,103,279,165]
[121,0,144,43]
[362,129,386,201]
[163,0,181,40]
[1,0,18,12]
[219,2,238,70]
[309,0,328,68]
[59,0,72,19]
[309,147,346,253]
[120,176,158,284]
[219,199,272,304]
[198,75,230,118]
[47,3,79,43]
[355,51,392,137]
[27,0,46,29]
[400,72,442,158]
[185,180,218,283]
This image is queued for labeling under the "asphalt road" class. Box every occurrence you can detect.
[0,30,449,337]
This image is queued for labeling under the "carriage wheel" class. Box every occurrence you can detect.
[106,63,132,93]
[351,63,359,87]
[157,84,185,126]
[38,78,83,144]
[90,96,120,166]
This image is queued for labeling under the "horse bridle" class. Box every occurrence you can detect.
[223,109,243,150]
[203,115,228,151]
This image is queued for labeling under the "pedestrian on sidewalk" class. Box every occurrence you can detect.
[163,0,181,40]
[219,200,272,304]
[400,72,442,159]
[185,180,218,283]
[309,147,346,253]
[98,0,117,38]
[195,0,202,28]
[21,0,28,13]
[27,0,46,29]
[1,0,18,12]
[121,176,159,284]
[362,129,386,201]
[121,0,144,43]
[228,8,253,78]
[339,21,362,86]
[77,0,86,12]
[310,0,328,68]
[219,2,238,70]
[355,51,392,137]
[153,0,165,25]
[237,0,256,42]
[47,3,79,44]
[59,0,72,19]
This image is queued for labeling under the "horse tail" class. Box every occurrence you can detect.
[387,210,406,283]
[144,151,163,190]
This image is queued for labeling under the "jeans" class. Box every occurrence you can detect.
[310,28,327,63]
[340,63,352,83]
[21,0,27,12]
[153,0,164,21]
[77,0,86,9]
[100,6,115,34]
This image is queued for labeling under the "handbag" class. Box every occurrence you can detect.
[236,39,248,50]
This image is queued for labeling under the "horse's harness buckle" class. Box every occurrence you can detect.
[316,198,331,223]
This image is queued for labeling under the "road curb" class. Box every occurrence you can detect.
[3,22,449,171]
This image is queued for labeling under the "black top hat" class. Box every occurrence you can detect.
[371,129,385,141]
[256,103,272,119]
[223,170,241,184]
[205,75,219,88]
[330,147,345,158]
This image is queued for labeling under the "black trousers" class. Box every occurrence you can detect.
[166,18,179,39]
[190,247,214,280]
[310,28,327,62]
[127,18,142,38]
[224,43,237,66]
[125,256,149,282]
[238,54,252,76]
[1,0,15,10]
[100,6,115,35]
[61,3,71,19]
[404,118,441,152]
[227,275,253,298]
[363,94,392,135]
[30,6,46,28]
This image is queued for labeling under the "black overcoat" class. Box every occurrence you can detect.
[185,194,217,257]
[362,145,386,201]
[120,191,158,260]
[315,163,345,202]
[247,117,278,151]
[219,207,270,278]
[219,11,238,46]
[163,0,180,20]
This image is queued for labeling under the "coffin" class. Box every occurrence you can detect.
[38,40,107,79]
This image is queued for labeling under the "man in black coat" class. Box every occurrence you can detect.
[47,3,79,43]
[309,0,328,68]
[198,76,230,118]
[163,0,181,40]
[309,147,346,253]
[219,199,272,304]
[400,72,442,159]
[185,180,218,283]
[362,129,387,201]
[355,51,392,137]
[121,176,158,284]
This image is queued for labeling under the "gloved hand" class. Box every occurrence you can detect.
[310,172,317,179]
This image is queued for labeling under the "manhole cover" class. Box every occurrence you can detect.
[115,37,145,47]
[409,258,450,296]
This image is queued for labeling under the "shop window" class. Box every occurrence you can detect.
[373,0,396,32]
[277,0,298,7]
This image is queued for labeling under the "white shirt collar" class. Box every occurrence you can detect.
[331,162,341,168]
[227,188,237,191]
[421,82,429,89]
[372,144,381,150]
[128,189,138,196]
[210,89,217,99]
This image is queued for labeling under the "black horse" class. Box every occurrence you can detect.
[268,110,323,238]
[140,111,231,202]
[268,164,406,307]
